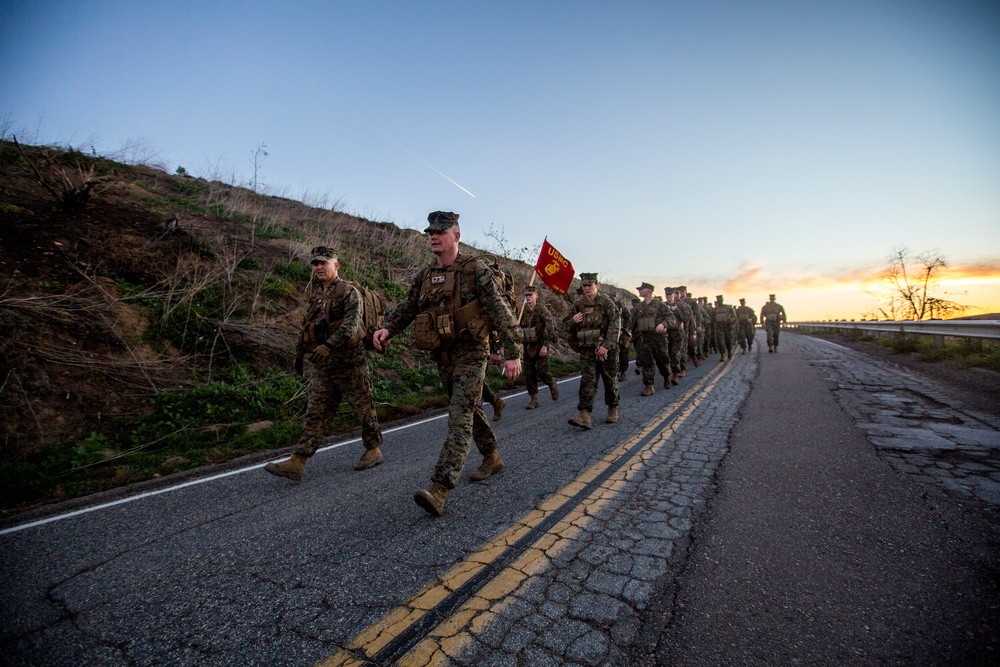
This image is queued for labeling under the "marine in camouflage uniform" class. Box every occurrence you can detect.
[264,247,383,481]
[677,286,703,367]
[520,285,559,408]
[373,212,522,516]
[761,293,787,352]
[662,287,686,378]
[632,282,677,395]
[713,295,738,361]
[608,293,633,382]
[672,289,696,376]
[565,273,621,429]
[697,297,712,360]
[735,298,757,353]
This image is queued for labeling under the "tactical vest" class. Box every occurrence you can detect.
[300,279,362,350]
[575,298,607,348]
[412,255,492,351]
[635,301,659,333]
[714,306,733,324]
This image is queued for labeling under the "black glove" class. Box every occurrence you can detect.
[309,344,331,364]
[294,356,303,376]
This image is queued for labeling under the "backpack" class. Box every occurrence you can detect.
[333,280,385,352]
[476,253,517,313]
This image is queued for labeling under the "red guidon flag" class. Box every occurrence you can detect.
[534,239,575,295]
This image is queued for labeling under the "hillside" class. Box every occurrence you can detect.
[0,141,585,513]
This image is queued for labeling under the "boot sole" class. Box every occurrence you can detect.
[414,490,444,516]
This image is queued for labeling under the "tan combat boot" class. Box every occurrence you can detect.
[606,406,619,423]
[676,369,686,379]
[264,453,308,481]
[469,450,504,482]
[354,447,384,471]
[549,382,560,401]
[526,394,539,410]
[568,410,592,430]
[618,370,627,382]
[641,384,654,397]
[664,376,671,389]
[492,397,505,421]
[414,482,449,516]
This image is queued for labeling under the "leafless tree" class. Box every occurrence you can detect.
[878,246,968,320]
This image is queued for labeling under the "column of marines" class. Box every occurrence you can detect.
[264,209,787,516]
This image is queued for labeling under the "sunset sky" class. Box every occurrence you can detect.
[2,1,998,320]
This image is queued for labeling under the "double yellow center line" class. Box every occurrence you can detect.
[320,362,733,667]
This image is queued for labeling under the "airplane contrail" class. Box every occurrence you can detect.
[376,128,477,198]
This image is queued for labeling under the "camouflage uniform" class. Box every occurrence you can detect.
[703,299,717,354]
[735,301,757,352]
[697,298,712,359]
[295,279,381,458]
[678,288,702,365]
[673,298,696,372]
[565,292,621,412]
[382,253,521,490]
[761,296,787,352]
[662,291,685,376]
[713,297,738,359]
[520,299,558,397]
[632,297,677,388]
[609,294,633,380]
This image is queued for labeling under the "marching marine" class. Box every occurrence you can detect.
[632,282,677,395]
[565,272,621,429]
[520,284,560,409]
[713,294,737,361]
[761,293,787,352]
[735,298,757,353]
[372,212,522,516]
[265,246,383,481]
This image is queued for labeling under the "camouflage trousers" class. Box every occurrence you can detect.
[737,322,755,351]
[618,333,632,375]
[577,351,619,411]
[432,345,497,490]
[666,329,685,374]
[765,321,781,348]
[295,356,382,458]
[481,377,500,405]
[715,326,736,356]
[523,350,554,396]
[636,333,670,386]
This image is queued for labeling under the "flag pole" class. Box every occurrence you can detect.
[518,271,536,324]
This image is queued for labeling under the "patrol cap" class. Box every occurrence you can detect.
[579,272,598,286]
[310,246,335,264]
[677,285,688,292]
[424,211,460,233]
[663,286,675,295]
[769,293,776,298]
[523,285,538,295]
[739,298,746,304]
[636,281,654,292]
[715,294,724,302]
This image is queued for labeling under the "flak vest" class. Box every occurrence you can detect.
[412,255,493,351]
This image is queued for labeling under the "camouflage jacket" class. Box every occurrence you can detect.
[564,294,621,352]
[383,253,523,359]
[674,300,696,333]
[296,278,365,362]
[761,301,786,323]
[520,303,558,357]
[735,305,757,324]
[684,297,702,329]
[631,298,677,337]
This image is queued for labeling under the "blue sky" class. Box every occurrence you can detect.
[3,1,998,318]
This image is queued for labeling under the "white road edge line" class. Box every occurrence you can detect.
[0,376,583,536]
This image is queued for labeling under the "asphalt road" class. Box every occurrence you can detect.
[3,332,998,666]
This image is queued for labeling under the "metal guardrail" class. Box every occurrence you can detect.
[789,319,1000,341]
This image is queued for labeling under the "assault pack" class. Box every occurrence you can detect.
[308,279,385,352]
